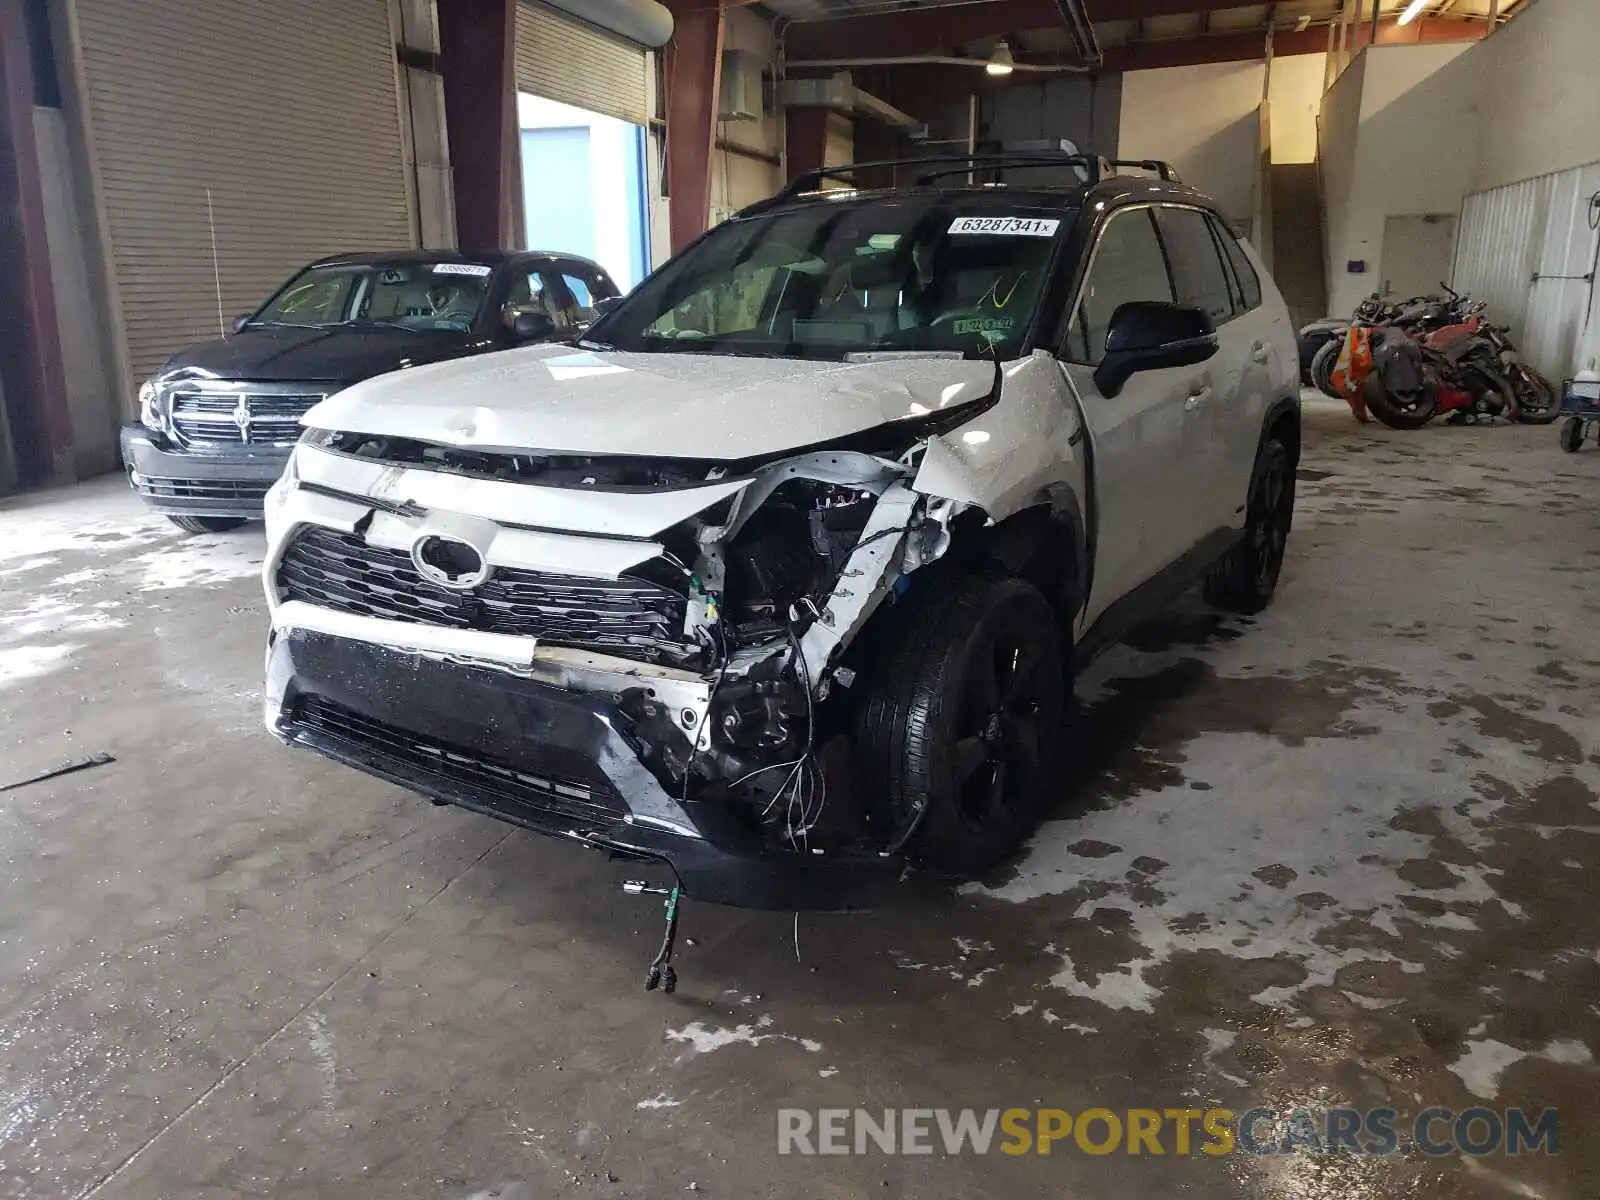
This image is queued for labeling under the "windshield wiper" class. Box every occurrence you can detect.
[577,337,614,351]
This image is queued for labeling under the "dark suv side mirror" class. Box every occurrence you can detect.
[1094,302,1219,398]
[232,313,252,334]
[513,311,557,342]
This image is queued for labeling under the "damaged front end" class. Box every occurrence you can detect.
[261,394,999,909]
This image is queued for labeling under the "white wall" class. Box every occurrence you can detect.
[1446,0,1600,376]
[518,94,642,289]
[1118,60,1266,225]
[1267,52,1326,165]
[1469,0,1600,193]
[1318,42,1476,316]
[711,6,781,223]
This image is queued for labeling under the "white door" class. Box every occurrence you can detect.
[1153,205,1253,537]
[1061,207,1207,629]
[1381,214,1457,302]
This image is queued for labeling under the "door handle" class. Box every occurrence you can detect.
[1251,342,1271,364]
[1184,386,1213,411]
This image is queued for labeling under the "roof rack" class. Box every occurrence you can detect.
[771,151,1180,203]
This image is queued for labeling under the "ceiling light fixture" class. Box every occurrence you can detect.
[1397,0,1431,26]
[986,40,1015,76]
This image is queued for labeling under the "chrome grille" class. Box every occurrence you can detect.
[168,385,326,447]
[276,526,692,664]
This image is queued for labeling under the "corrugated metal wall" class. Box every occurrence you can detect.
[72,0,415,398]
[514,2,649,125]
[1453,160,1600,379]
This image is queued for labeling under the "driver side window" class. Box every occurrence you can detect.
[503,270,561,329]
[1064,209,1175,365]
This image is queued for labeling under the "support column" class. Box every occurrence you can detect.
[662,2,722,252]
[0,0,70,485]
[784,105,828,184]
[438,0,518,249]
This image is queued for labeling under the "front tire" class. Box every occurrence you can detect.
[1362,371,1437,430]
[857,574,1065,876]
[167,515,248,534]
[1204,435,1294,615]
[1508,365,1560,424]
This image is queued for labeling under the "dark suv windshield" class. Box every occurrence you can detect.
[251,261,494,332]
[595,199,1071,360]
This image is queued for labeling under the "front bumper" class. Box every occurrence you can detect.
[265,628,898,909]
[120,423,289,519]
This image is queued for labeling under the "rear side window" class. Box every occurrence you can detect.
[1154,207,1236,327]
[1065,208,1175,365]
[1215,220,1263,311]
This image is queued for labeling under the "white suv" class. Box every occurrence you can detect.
[261,154,1300,909]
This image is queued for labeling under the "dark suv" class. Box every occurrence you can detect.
[121,250,619,532]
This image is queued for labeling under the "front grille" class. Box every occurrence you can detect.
[169,387,325,447]
[291,696,627,830]
[136,476,273,502]
[277,525,691,663]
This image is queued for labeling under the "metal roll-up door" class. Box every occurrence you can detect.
[514,2,650,125]
[71,0,414,393]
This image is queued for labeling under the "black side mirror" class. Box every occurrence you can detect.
[593,295,622,317]
[232,314,252,334]
[1093,301,1219,397]
[512,311,557,342]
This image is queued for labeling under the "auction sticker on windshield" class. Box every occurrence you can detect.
[948,216,1060,237]
[434,263,493,277]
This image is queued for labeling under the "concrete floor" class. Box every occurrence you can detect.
[1,400,1597,1200]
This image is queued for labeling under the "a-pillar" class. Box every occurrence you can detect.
[0,0,70,485]
[438,0,519,250]
[662,0,723,253]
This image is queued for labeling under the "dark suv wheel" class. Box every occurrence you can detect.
[1204,433,1294,615]
[858,573,1065,875]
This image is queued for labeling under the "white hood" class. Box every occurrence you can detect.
[300,344,998,459]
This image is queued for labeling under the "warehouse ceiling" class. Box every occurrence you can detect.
[770,0,1530,71]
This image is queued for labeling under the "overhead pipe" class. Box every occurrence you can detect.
[786,55,1090,74]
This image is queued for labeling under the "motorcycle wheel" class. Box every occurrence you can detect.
[1561,417,1586,452]
[1362,371,1437,430]
[1507,365,1560,424]
[1311,339,1342,399]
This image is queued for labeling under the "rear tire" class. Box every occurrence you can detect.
[167,515,248,534]
[1204,435,1294,616]
[1310,339,1341,399]
[1508,365,1560,424]
[1362,371,1436,430]
[1561,417,1586,453]
[857,573,1065,877]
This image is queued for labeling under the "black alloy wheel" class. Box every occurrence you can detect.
[857,574,1065,876]
[950,627,1053,837]
[1204,436,1295,615]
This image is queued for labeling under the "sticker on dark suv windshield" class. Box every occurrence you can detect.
[433,263,493,277]
[948,216,1060,237]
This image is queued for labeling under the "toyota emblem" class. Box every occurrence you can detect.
[412,534,492,591]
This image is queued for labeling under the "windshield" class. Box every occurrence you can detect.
[251,261,494,332]
[595,199,1070,360]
